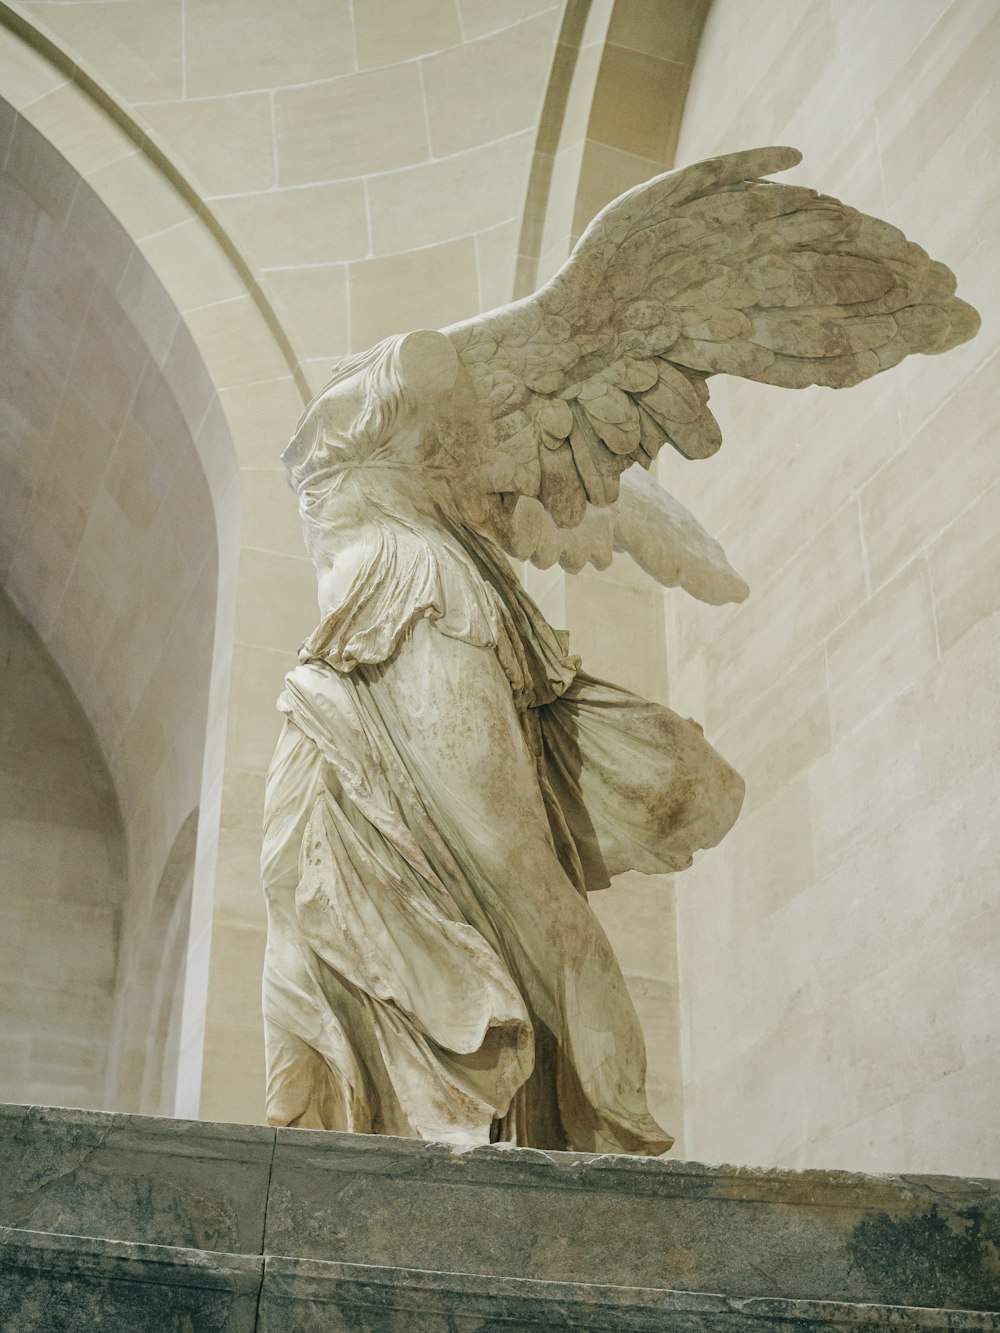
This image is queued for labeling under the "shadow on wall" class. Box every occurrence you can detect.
[0,132,223,1117]
[105,809,199,1116]
[0,588,126,1109]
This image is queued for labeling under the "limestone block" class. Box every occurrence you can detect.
[264,1127,1000,1309]
[183,297,289,389]
[712,650,831,817]
[825,557,938,742]
[4,117,79,228]
[198,1022,267,1127]
[457,0,555,43]
[69,285,150,437]
[218,378,306,471]
[474,218,519,312]
[0,25,66,109]
[234,551,316,652]
[367,133,533,256]
[262,266,348,365]
[64,181,135,292]
[565,572,667,704]
[256,1256,1000,1332]
[574,139,668,234]
[239,468,308,561]
[354,0,462,67]
[183,0,352,97]
[162,320,217,436]
[875,0,1000,210]
[703,504,866,736]
[213,180,369,269]
[346,237,479,348]
[275,63,428,184]
[606,0,708,65]
[722,773,816,934]
[421,15,557,156]
[86,152,193,245]
[25,82,133,178]
[590,44,686,162]
[929,477,1000,654]
[0,1105,272,1254]
[226,644,293,774]
[0,1229,260,1333]
[860,352,1000,592]
[138,92,276,197]
[898,1058,1000,1180]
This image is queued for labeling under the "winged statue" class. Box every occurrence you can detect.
[261,147,979,1153]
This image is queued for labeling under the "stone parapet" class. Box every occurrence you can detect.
[1,1104,998,1329]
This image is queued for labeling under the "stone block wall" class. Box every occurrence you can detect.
[665,0,1000,1176]
[0,591,124,1107]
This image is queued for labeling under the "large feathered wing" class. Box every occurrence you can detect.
[442,146,979,597]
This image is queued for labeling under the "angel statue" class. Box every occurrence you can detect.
[260,147,978,1153]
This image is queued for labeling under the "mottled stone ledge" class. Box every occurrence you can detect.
[2,1103,999,1319]
[0,1102,272,1255]
[0,1228,261,1332]
[3,1229,999,1333]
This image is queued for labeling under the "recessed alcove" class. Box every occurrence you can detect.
[0,116,233,1113]
[0,588,125,1108]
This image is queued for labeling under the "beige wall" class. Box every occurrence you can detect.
[0,141,220,1112]
[666,0,1000,1175]
[0,20,252,1115]
[0,589,125,1109]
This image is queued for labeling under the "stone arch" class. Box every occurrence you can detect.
[516,0,710,295]
[0,588,126,1109]
[0,15,298,1112]
[107,808,200,1116]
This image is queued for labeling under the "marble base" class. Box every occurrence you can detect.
[1,1104,998,1330]
[2,1229,998,1332]
[0,1229,260,1333]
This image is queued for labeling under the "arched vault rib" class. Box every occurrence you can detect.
[0,0,310,404]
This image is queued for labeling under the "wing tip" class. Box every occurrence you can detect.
[756,144,803,175]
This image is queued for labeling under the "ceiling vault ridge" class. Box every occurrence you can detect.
[0,0,310,403]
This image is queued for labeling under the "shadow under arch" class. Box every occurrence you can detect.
[0,18,281,1111]
[104,808,200,1115]
[515,0,712,297]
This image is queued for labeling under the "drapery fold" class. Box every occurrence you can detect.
[261,512,741,1151]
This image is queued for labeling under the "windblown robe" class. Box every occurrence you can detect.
[261,469,743,1152]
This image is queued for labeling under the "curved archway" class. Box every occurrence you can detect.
[516,0,710,295]
[0,29,254,1111]
[0,588,126,1108]
[106,808,200,1115]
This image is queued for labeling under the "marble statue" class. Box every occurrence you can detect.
[260,147,978,1152]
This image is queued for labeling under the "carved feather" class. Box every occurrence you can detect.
[443,145,979,599]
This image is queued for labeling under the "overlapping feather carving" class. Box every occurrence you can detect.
[443,146,979,580]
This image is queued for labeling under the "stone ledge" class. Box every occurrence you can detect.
[0,1102,272,1255]
[2,1229,999,1332]
[260,1254,1000,1331]
[2,1103,999,1315]
[0,1227,261,1332]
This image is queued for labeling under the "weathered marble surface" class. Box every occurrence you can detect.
[0,1228,261,1333]
[1,1105,999,1319]
[1,1229,998,1333]
[265,1127,1000,1311]
[257,1256,1000,1332]
[0,1102,272,1253]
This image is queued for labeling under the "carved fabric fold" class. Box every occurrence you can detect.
[262,559,741,1150]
